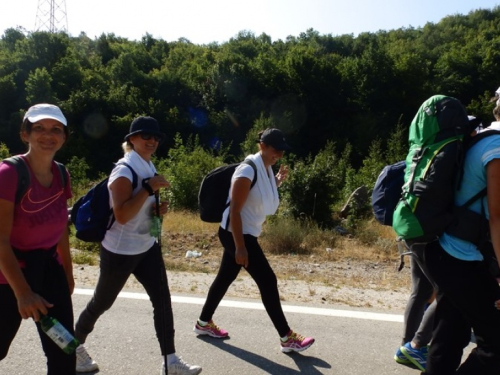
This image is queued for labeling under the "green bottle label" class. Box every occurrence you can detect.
[41,316,79,354]
[45,322,74,349]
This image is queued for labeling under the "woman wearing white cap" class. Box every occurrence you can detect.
[0,104,75,373]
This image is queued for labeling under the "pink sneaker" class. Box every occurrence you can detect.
[193,319,229,338]
[280,330,315,353]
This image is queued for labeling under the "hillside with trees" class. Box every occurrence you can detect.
[1,6,500,230]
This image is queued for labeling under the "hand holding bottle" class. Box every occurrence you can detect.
[153,200,169,216]
[16,289,53,322]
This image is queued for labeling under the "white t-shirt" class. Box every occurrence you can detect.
[221,162,271,237]
[101,158,156,255]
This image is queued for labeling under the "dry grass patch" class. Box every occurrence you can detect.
[71,210,411,293]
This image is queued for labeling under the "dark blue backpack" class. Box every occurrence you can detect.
[71,162,137,242]
[371,160,405,226]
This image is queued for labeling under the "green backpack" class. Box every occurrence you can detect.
[392,95,472,243]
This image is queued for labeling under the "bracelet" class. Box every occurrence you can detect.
[142,178,155,196]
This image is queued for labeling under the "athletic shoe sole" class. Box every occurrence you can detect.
[281,340,315,353]
[193,325,228,338]
[400,346,426,372]
[394,357,418,370]
[394,349,416,368]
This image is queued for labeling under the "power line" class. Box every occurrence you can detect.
[35,0,68,33]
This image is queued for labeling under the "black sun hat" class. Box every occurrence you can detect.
[257,128,291,151]
[124,116,166,142]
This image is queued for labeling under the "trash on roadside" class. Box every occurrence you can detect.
[185,250,202,258]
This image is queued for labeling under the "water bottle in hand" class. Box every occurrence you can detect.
[40,315,79,354]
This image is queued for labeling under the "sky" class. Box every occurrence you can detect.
[1,0,499,45]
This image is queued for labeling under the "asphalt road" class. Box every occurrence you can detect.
[0,288,472,375]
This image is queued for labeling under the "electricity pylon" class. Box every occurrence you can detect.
[35,0,68,33]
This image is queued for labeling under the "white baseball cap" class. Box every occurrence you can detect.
[23,103,67,126]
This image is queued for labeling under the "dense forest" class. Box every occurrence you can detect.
[1,7,500,226]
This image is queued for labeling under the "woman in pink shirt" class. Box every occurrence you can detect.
[0,104,74,374]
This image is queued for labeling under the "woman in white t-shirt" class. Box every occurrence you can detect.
[74,117,201,375]
[193,128,315,353]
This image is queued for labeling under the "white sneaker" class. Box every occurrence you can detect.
[76,345,99,373]
[164,357,202,375]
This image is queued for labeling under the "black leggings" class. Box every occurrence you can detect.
[0,249,76,375]
[199,227,290,337]
[75,243,175,355]
[424,240,500,375]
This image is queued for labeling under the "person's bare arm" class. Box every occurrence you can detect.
[0,198,52,321]
[487,159,500,310]
[229,177,252,268]
[111,174,169,224]
[487,159,500,271]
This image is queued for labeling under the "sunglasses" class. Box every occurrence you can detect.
[140,133,162,142]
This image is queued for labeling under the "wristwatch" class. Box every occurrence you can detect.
[142,178,155,196]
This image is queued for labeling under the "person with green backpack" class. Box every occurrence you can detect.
[397,98,500,374]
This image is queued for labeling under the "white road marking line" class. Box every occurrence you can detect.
[74,288,403,323]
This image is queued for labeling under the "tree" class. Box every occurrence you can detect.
[25,67,55,104]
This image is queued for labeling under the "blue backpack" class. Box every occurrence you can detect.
[371,160,405,226]
[71,163,137,242]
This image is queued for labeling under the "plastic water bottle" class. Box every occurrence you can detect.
[150,215,162,238]
[40,315,79,354]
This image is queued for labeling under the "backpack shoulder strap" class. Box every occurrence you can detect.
[466,129,500,149]
[105,162,138,231]
[223,159,258,229]
[3,157,68,203]
[242,159,258,188]
[115,162,138,189]
[54,161,68,189]
[2,155,30,204]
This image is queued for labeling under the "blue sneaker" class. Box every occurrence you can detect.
[394,345,417,369]
[400,342,428,372]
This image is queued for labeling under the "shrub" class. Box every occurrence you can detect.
[65,156,90,205]
[158,133,229,211]
[0,143,9,159]
[280,141,345,227]
[261,216,338,255]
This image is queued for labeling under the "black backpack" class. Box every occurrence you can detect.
[70,162,137,242]
[198,159,257,223]
[2,155,68,204]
